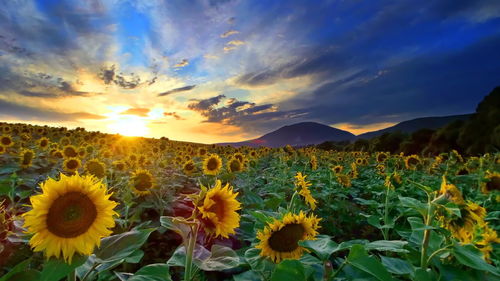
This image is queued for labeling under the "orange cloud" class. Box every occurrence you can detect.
[120,108,150,117]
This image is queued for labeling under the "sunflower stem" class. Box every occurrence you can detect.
[184,223,199,281]
[382,184,390,240]
[67,269,76,281]
[287,191,298,212]
[420,196,436,269]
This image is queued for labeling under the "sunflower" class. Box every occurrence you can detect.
[19,149,35,168]
[233,152,245,163]
[337,174,351,187]
[183,160,197,175]
[203,154,223,175]
[0,135,13,147]
[227,157,244,173]
[256,211,320,263]
[198,147,207,157]
[197,180,241,238]
[63,158,81,173]
[130,169,155,196]
[481,172,500,194]
[404,155,420,170]
[84,159,106,179]
[113,160,126,171]
[38,137,50,149]
[23,173,117,263]
[310,155,318,170]
[349,162,358,179]
[295,172,317,210]
[376,152,389,162]
[62,145,78,158]
[331,165,343,174]
[438,176,464,205]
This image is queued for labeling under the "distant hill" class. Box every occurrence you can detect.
[356,114,472,139]
[219,122,355,148]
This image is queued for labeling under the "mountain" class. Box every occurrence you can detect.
[356,114,472,139]
[219,122,355,148]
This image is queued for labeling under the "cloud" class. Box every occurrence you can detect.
[164,112,184,120]
[98,65,156,89]
[158,85,196,96]
[227,40,245,46]
[121,108,150,117]
[220,30,239,38]
[174,59,189,68]
[0,98,105,122]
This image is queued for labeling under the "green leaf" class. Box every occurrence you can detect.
[365,240,409,253]
[0,258,31,281]
[198,244,240,271]
[94,228,155,263]
[380,256,413,275]
[233,270,262,281]
[248,210,274,225]
[452,244,500,276]
[299,235,338,261]
[399,196,427,217]
[346,245,393,281]
[4,270,41,281]
[127,264,171,281]
[125,249,144,263]
[270,260,306,281]
[159,216,191,240]
[39,255,87,281]
[244,248,274,273]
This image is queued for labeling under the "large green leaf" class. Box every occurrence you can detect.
[167,244,240,271]
[270,260,306,281]
[452,244,500,276]
[127,264,171,281]
[365,240,409,253]
[346,245,393,281]
[299,235,338,261]
[244,248,274,273]
[0,258,31,281]
[233,270,262,281]
[399,196,427,218]
[380,256,413,275]
[94,228,155,263]
[39,255,87,281]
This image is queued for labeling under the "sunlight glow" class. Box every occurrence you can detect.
[107,115,150,137]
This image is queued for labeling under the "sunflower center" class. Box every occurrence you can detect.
[230,160,241,172]
[134,174,152,191]
[486,176,500,191]
[22,152,33,164]
[268,223,305,252]
[408,157,419,166]
[185,163,195,171]
[207,158,218,170]
[66,159,79,170]
[1,137,11,146]
[46,192,97,238]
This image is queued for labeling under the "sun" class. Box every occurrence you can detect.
[108,115,149,137]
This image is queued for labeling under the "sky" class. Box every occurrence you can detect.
[1,0,500,143]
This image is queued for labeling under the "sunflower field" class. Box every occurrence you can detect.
[0,122,499,281]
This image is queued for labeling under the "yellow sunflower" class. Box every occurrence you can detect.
[19,149,35,168]
[337,174,352,187]
[404,155,420,170]
[23,173,118,263]
[62,145,78,158]
[331,165,343,174]
[0,135,13,147]
[84,159,106,179]
[113,160,126,171]
[295,172,317,210]
[376,152,389,162]
[227,157,244,173]
[310,155,318,170]
[202,154,222,175]
[197,180,241,238]
[481,171,500,194]
[38,137,50,149]
[183,160,197,175]
[63,158,81,173]
[130,169,155,196]
[256,211,320,263]
[438,176,465,205]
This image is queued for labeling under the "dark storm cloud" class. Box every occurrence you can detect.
[0,98,105,121]
[98,65,157,90]
[283,33,500,127]
[158,85,196,96]
[187,95,302,131]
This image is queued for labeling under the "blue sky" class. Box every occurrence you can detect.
[0,0,499,142]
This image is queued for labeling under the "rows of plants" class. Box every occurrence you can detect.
[0,122,499,281]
